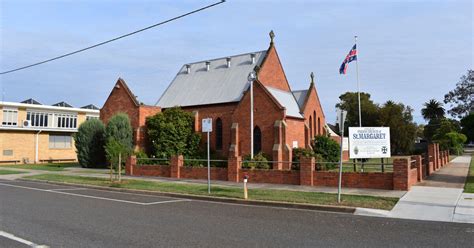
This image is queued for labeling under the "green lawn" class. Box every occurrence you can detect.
[25,174,399,210]
[0,169,27,175]
[464,155,474,193]
[0,163,79,171]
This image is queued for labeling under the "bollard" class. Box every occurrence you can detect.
[243,174,249,200]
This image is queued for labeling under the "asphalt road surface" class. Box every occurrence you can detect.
[0,179,473,247]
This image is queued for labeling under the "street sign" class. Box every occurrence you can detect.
[202,118,212,133]
[348,127,391,158]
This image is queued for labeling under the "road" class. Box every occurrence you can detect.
[0,179,473,247]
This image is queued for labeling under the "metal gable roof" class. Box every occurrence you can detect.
[265,86,303,118]
[292,90,308,111]
[156,51,267,108]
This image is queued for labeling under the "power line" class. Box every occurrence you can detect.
[0,0,226,75]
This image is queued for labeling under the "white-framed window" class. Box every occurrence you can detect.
[49,135,72,149]
[2,109,18,126]
[26,111,50,127]
[56,113,77,129]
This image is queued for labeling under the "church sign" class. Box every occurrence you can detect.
[348,127,391,159]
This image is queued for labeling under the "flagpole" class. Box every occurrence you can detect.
[355,35,362,127]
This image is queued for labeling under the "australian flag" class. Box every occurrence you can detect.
[339,44,357,74]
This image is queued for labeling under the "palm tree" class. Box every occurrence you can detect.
[421,99,445,121]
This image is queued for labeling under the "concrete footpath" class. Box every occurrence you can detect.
[387,156,473,223]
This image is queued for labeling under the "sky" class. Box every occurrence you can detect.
[0,0,472,124]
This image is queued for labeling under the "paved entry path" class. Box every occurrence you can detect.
[389,156,474,223]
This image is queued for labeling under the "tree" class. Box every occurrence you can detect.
[335,92,380,133]
[146,107,201,159]
[421,99,445,142]
[444,70,474,118]
[74,119,106,168]
[378,101,417,154]
[421,99,445,121]
[104,113,133,181]
[432,118,466,154]
[460,113,474,143]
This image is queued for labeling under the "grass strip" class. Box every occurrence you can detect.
[0,163,79,171]
[0,169,27,175]
[464,155,474,193]
[25,174,398,210]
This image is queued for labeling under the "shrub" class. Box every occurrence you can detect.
[292,148,316,170]
[242,152,270,169]
[74,119,106,168]
[311,135,340,169]
[105,113,133,170]
[436,131,467,155]
[146,107,201,159]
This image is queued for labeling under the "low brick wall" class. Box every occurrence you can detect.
[133,165,171,177]
[313,171,394,190]
[239,169,300,185]
[409,168,418,187]
[180,167,228,181]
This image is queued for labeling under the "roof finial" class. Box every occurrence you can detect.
[269,30,275,45]
[310,72,315,86]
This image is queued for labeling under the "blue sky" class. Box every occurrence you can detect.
[1,0,472,124]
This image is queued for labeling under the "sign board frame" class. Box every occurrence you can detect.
[348,127,391,159]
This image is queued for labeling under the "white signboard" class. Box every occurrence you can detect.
[202,118,212,133]
[349,127,391,158]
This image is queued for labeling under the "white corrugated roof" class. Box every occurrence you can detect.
[265,86,303,118]
[156,51,267,108]
[292,90,308,111]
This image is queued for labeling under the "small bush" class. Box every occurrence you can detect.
[242,152,271,169]
[74,119,106,168]
[312,135,340,170]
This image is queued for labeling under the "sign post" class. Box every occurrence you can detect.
[336,109,347,203]
[202,118,213,194]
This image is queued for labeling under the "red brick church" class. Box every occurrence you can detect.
[101,31,327,169]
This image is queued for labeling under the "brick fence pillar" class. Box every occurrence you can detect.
[427,143,435,175]
[170,155,183,178]
[444,150,449,165]
[300,156,315,186]
[393,157,410,190]
[441,151,446,166]
[227,156,241,182]
[126,155,136,176]
[435,143,440,170]
[412,155,422,182]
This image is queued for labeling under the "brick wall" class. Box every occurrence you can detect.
[133,165,171,177]
[239,169,300,185]
[302,86,326,137]
[180,103,237,157]
[180,167,228,181]
[258,45,291,91]
[232,81,285,157]
[313,171,394,190]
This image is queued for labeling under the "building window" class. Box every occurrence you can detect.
[318,117,321,135]
[86,115,99,121]
[313,111,317,135]
[253,126,262,154]
[2,109,18,126]
[215,118,223,150]
[3,150,13,156]
[56,114,77,129]
[309,116,313,139]
[49,135,72,149]
[26,111,51,127]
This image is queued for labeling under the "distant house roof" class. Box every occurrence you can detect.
[156,51,267,108]
[265,86,303,118]
[21,98,42,105]
[81,104,99,110]
[52,101,73,108]
[292,90,308,111]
